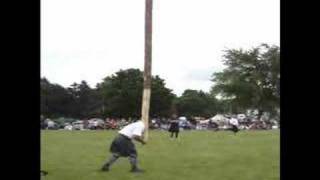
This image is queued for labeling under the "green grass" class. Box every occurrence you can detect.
[41,130,279,180]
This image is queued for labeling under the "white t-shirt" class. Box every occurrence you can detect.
[229,118,239,126]
[119,121,145,139]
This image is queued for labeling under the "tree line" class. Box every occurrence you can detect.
[41,44,279,121]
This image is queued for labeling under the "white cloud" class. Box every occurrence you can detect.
[41,0,279,95]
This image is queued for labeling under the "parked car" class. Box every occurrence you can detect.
[47,120,58,130]
[88,118,105,130]
[72,121,84,130]
[179,120,192,130]
[64,123,73,130]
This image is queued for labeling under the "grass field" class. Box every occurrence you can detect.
[41,130,279,180]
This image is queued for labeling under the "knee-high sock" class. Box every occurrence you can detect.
[103,153,119,167]
[129,154,138,169]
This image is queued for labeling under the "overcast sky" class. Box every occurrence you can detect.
[41,0,279,96]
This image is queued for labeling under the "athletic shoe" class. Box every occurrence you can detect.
[101,165,110,172]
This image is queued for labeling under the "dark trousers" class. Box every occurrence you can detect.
[230,125,239,134]
[170,131,179,138]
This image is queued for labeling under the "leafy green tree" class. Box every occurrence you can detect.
[211,44,280,118]
[176,89,219,118]
[41,78,102,119]
[40,78,74,118]
[67,81,103,118]
[98,69,175,119]
[150,75,176,118]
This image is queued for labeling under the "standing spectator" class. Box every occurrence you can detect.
[156,118,161,129]
[168,115,180,139]
[83,119,89,129]
[110,119,117,129]
[229,116,239,134]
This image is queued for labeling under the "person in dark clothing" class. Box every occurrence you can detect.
[168,115,180,139]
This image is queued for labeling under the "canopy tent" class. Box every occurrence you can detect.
[210,114,227,122]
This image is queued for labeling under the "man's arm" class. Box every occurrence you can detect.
[132,135,146,145]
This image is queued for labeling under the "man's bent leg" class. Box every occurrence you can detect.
[129,154,144,173]
[101,153,120,171]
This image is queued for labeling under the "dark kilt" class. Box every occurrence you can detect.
[110,134,137,157]
[168,122,179,132]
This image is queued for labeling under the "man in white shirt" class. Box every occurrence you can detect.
[101,120,146,173]
[229,116,239,134]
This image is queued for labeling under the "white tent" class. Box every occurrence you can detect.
[210,114,229,127]
[210,114,227,122]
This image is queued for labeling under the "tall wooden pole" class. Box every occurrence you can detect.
[141,0,153,141]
